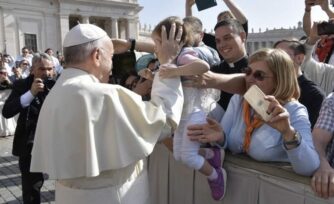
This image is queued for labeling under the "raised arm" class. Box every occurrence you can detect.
[159,59,209,79]
[185,0,195,16]
[319,0,334,19]
[222,0,247,24]
[111,38,155,54]
[303,0,315,36]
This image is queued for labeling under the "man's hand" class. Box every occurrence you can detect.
[159,64,178,79]
[30,78,44,96]
[305,0,316,10]
[183,71,218,88]
[159,23,184,64]
[311,161,334,199]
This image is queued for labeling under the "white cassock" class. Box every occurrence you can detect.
[30,68,183,204]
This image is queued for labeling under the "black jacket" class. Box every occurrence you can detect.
[2,75,49,156]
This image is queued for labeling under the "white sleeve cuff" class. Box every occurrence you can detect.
[20,90,35,108]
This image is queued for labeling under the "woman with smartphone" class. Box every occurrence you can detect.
[187,48,320,176]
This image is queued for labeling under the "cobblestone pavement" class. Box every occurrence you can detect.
[0,136,55,204]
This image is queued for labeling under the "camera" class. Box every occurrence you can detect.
[317,21,334,35]
[43,77,56,91]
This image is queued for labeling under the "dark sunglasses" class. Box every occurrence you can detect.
[243,66,273,81]
[0,71,7,75]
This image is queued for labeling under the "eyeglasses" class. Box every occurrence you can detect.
[22,63,29,66]
[243,66,273,81]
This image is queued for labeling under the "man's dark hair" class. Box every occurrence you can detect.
[44,48,52,53]
[273,39,306,55]
[214,18,245,33]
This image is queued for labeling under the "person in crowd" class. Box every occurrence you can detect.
[120,70,153,101]
[311,92,334,199]
[29,23,184,204]
[2,53,56,204]
[303,0,334,65]
[45,48,63,75]
[2,54,15,75]
[302,22,334,95]
[274,39,325,128]
[15,46,33,66]
[185,0,247,59]
[187,48,320,176]
[137,54,159,81]
[135,55,157,101]
[208,19,248,110]
[9,65,23,83]
[16,59,31,79]
[0,67,12,90]
[0,67,16,138]
[155,16,225,201]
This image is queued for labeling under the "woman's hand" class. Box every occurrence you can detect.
[264,95,295,140]
[187,117,224,144]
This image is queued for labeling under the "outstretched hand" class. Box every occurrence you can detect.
[187,117,224,144]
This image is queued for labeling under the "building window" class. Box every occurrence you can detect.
[24,33,37,52]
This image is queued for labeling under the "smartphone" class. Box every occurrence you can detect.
[243,85,272,122]
[195,0,217,11]
[317,21,334,35]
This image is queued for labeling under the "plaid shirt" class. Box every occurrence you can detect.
[315,93,334,166]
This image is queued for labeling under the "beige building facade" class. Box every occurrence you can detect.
[0,0,142,56]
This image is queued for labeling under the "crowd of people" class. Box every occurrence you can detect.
[0,0,334,203]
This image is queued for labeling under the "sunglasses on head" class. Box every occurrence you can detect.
[243,66,273,81]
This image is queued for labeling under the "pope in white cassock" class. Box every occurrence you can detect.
[30,23,184,204]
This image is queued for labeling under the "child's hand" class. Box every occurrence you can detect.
[159,64,178,79]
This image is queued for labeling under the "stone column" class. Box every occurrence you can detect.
[111,18,118,38]
[82,16,90,24]
[127,18,138,39]
[59,14,69,48]
[118,19,126,39]
[0,7,5,53]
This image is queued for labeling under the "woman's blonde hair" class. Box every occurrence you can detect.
[152,16,193,47]
[249,48,300,103]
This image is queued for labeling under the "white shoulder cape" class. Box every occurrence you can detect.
[30,68,183,179]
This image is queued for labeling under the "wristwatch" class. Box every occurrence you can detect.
[128,38,136,52]
[283,131,301,149]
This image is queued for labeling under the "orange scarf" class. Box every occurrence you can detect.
[242,100,264,152]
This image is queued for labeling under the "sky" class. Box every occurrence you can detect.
[137,0,332,33]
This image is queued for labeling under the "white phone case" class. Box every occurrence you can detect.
[243,85,272,122]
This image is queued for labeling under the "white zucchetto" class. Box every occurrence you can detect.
[63,24,108,48]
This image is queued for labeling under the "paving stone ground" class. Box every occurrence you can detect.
[0,136,55,204]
